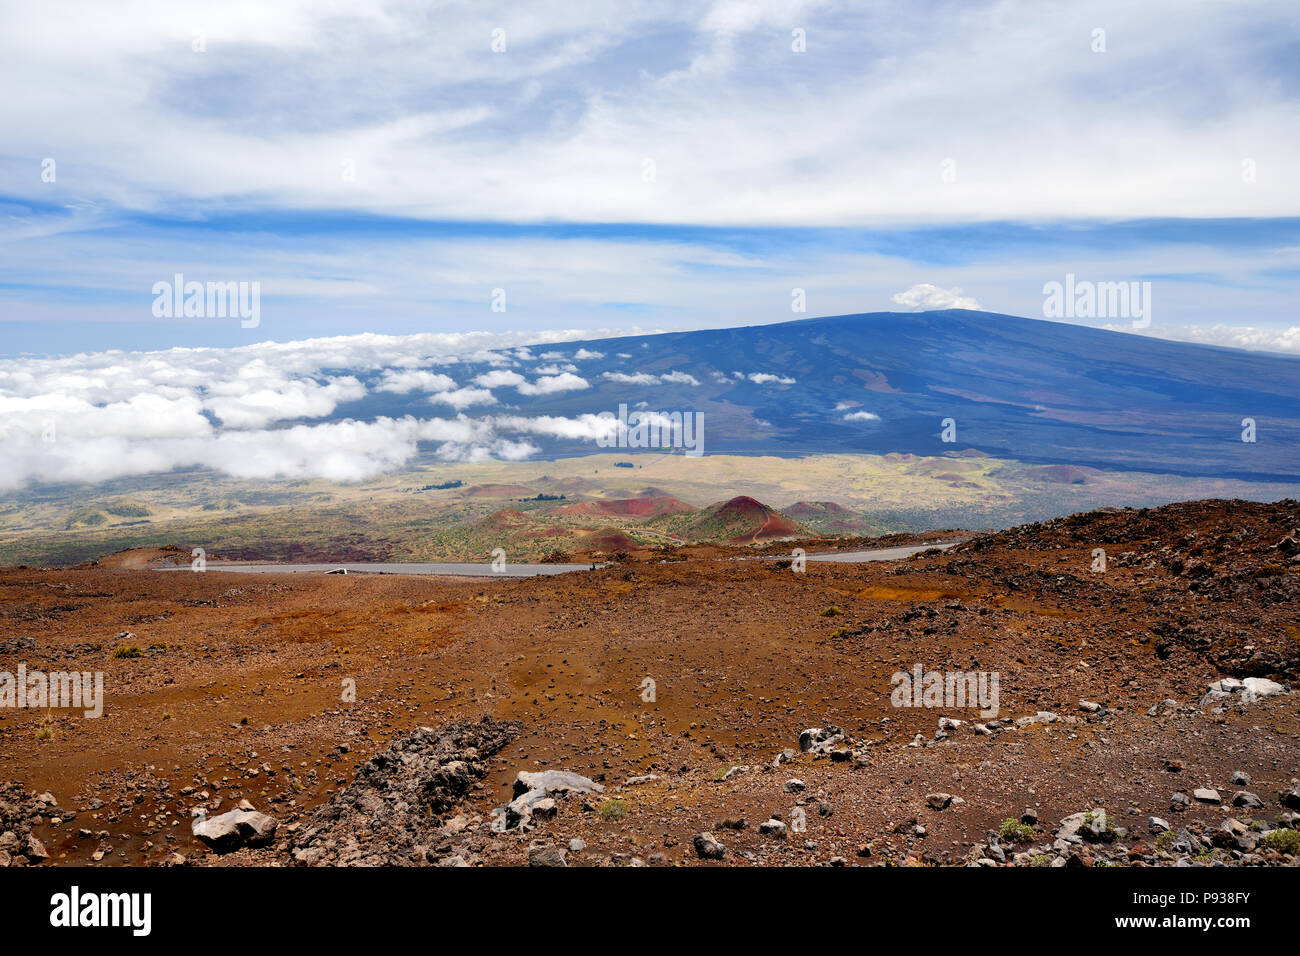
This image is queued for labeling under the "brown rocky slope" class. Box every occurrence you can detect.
[0,498,1295,867]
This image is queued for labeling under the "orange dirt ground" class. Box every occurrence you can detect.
[0,499,1297,866]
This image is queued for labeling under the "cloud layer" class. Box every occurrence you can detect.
[0,329,629,491]
[3,0,1297,225]
[0,325,817,491]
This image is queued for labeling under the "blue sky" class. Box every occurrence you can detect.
[3,210,1300,354]
[2,0,1299,356]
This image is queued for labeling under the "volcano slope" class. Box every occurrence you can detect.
[0,498,1296,867]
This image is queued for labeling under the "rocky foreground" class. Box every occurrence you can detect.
[0,498,1297,866]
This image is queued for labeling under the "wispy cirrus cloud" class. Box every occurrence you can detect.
[4,1,1297,225]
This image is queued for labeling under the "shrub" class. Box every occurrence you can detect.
[598,799,627,822]
[999,819,1035,844]
[1261,829,1300,855]
[113,645,142,659]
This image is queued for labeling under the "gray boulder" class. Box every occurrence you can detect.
[505,769,604,830]
[512,770,604,799]
[527,844,568,868]
[1015,711,1059,727]
[693,832,727,859]
[191,807,277,853]
[1057,808,1111,844]
[1203,676,1288,709]
[24,834,48,862]
[798,726,846,754]
[1241,677,1286,702]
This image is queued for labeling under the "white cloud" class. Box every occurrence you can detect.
[434,437,540,463]
[0,400,637,492]
[473,369,526,388]
[5,1,1296,228]
[1106,323,1300,355]
[842,411,881,422]
[492,413,620,443]
[0,392,210,442]
[203,374,366,428]
[0,327,644,491]
[376,369,458,394]
[429,387,497,409]
[747,373,795,385]
[602,371,660,386]
[601,369,700,386]
[0,415,467,490]
[573,349,605,360]
[474,368,588,394]
[517,372,590,395]
[492,439,541,461]
[891,283,983,312]
[659,371,701,386]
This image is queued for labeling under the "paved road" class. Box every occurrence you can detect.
[733,541,958,563]
[155,542,958,579]
[799,542,958,562]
